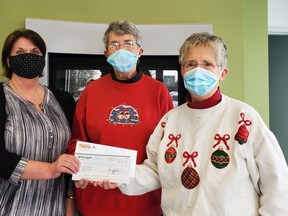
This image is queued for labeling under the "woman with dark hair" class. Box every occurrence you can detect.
[0,28,80,216]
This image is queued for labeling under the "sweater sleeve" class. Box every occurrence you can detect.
[0,83,22,180]
[119,115,166,195]
[240,108,288,215]
[49,88,76,128]
[0,133,22,180]
[247,121,288,215]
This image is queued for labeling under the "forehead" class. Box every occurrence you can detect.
[12,37,37,50]
[108,32,135,43]
[185,45,216,62]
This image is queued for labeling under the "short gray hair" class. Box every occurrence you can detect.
[103,20,142,48]
[179,32,228,68]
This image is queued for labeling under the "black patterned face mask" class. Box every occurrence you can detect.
[9,53,45,79]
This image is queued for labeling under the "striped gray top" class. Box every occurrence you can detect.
[0,82,71,216]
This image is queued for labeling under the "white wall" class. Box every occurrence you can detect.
[25,18,212,85]
[268,0,288,34]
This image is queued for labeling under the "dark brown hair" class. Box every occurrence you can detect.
[1,28,46,79]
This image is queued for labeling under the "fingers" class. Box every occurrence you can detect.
[75,179,91,189]
[75,180,81,188]
[75,179,118,190]
[107,181,118,189]
[56,154,80,175]
[92,180,118,189]
[103,180,110,189]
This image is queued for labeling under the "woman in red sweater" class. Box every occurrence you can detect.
[67,20,173,216]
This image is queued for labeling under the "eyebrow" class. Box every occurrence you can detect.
[109,39,134,43]
[15,47,40,51]
[185,59,214,63]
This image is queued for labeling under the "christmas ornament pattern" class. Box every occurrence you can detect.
[164,134,181,164]
[211,146,230,169]
[181,151,200,189]
[235,113,252,145]
[211,134,230,169]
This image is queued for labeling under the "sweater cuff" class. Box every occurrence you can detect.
[9,157,28,185]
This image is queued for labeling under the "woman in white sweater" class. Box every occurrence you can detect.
[90,32,288,216]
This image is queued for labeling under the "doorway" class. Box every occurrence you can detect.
[269,35,288,161]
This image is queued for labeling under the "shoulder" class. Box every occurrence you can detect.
[141,73,168,89]
[49,87,74,104]
[85,74,111,89]
[222,95,266,127]
[47,86,76,127]
[223,95,258,113]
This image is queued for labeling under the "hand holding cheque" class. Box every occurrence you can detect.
[73,141,137,189]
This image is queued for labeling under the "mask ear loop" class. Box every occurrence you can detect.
[217,66,225,82]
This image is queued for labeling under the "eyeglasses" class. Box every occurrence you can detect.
[184,61,222,71]
[107,40,139,50]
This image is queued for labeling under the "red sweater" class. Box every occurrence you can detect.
[67,73,173,216]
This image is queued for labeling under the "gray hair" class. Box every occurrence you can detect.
[179,32,228,68]
[103,20,142,48]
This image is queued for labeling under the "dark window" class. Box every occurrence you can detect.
[48,53,187,106]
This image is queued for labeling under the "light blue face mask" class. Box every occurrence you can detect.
[107,49,138,73]
[183,67,219,96]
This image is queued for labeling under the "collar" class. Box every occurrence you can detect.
[110,65,142,83]
[187,88,222,109]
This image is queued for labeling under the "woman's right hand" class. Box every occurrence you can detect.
[49,154,80,178]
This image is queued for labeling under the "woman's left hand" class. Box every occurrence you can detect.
[75,178,95,189]
[93,180,118,189]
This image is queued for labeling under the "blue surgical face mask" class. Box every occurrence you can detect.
[183,67,219,96]
[107,49,138,73]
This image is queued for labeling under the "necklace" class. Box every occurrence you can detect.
[9,80,43,108]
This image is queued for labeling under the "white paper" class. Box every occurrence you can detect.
[72,141,137,184]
